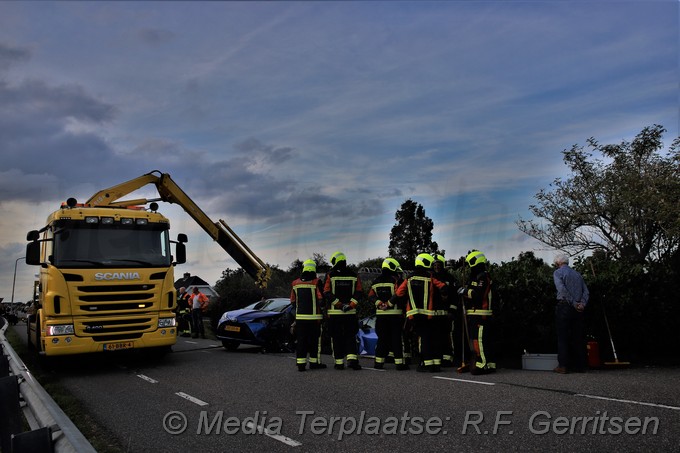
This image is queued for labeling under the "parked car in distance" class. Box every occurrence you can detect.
[215,298,295,352]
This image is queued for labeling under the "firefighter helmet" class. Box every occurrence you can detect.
[435,254,446,265]
[465,250,487,267]
[382,258,401,272]
[415,253,434,269]
[330,251,346,266]
[302,259,316,273]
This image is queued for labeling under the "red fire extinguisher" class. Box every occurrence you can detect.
[587,340,601,369]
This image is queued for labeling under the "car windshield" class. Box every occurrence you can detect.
[249,298,290,312]
[52,220,171,268]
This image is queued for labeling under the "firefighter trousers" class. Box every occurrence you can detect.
[328,314,359,364]
[432,314,451,366]
[412,316,438,367]
[468,315,496,372]
[295,320,322,365]
[375,315,404,365]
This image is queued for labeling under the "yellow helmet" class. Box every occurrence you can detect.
[415,253,434,269]
[330,251,346,266]
[302,259,316,273]
[465,250,487,267]
[435,254,446,265]
[382,258,401,272]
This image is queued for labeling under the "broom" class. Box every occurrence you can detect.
[601,296,630,367]
[589,263,630,368]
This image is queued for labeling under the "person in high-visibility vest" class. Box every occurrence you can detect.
[391,253,448,372]
[324,251,363,370]
[432,254,457,368]
[291,259,327,371]
[369,258,408,370]
[457,250,496,375]
[175,286,192,337]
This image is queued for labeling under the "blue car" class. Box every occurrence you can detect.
[215,298,295,352]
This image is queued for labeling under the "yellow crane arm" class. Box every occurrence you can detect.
[85,170,271,288]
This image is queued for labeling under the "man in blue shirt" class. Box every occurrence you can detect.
[553,254,589,374]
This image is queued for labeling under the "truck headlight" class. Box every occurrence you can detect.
[47,324,75,336]
[158,317,176,328]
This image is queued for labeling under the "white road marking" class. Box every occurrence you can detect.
[433,376,496,386]
[136,374,158,384]
[363,367,387,372]
[184,341,198,344]
[575,393,680,411]
[176,392,209,406]
[245,421,302,447]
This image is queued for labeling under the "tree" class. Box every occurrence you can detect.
[517,125,680,265]
[388,199,441,268]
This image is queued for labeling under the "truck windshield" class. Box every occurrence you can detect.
[52,221,172,268]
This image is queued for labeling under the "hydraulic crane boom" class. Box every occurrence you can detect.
[85,170,271,288]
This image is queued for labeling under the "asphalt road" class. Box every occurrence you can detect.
[9,323,680,452]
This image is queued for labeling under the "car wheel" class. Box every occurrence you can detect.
[222,340,240,351]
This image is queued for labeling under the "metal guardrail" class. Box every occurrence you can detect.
[0,318,96,453]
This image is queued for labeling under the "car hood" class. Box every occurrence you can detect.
[219,309,284,324]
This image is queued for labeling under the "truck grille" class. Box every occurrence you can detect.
[71,283,159,315]
[75,317,155,338]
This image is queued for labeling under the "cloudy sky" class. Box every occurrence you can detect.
[1,1,677,301]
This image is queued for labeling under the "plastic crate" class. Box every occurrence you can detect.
[522,353,558,371]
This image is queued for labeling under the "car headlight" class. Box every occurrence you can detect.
[47,324,75,336]
[158,317,176,328]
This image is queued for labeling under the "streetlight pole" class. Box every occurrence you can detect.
[11,256,26,310]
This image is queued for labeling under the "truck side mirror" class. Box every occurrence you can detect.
[174,242,186,265]
[26,241,41,265]
[27,230,40,241]
[177,233,188,243]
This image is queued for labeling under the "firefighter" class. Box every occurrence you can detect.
[432,254,457,368]
[175,286,192,337]
[369,258,408,370]
[391,253,448,372]
[457,250,496,375]
[324,251,363,370]
[291,259,327,371]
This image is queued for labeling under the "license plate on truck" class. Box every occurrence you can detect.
[103,342,134,351]
[225,325,240,332]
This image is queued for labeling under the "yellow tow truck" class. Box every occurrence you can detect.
[25,170,270,357]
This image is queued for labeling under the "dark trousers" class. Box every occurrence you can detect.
[375,315,404,364]
[412,316,436,366]
[191,309,205,336]
[440,315,454,363]
[177,310,191,335]
[432,315,450,366]
[328,314,359,363]
[295,320,322,364]
[469,316,495,370]
[555,303,587,370]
